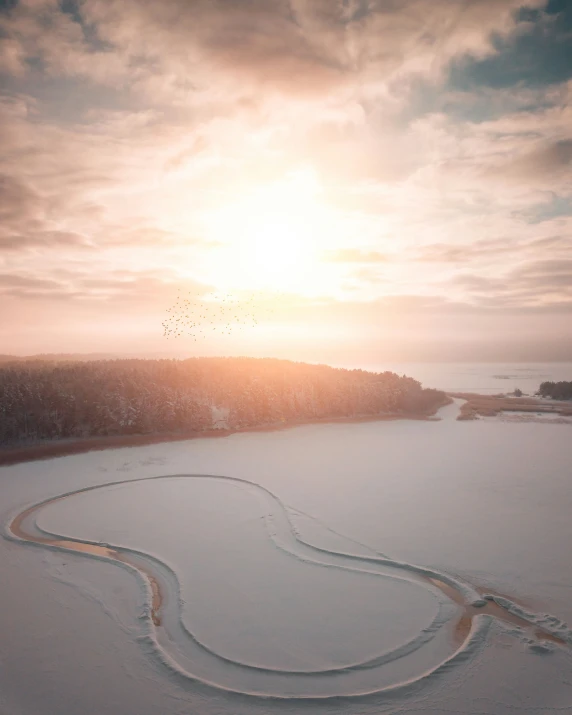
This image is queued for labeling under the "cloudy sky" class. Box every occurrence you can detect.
[1,0,571,362]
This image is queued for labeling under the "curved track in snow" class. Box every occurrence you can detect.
[4,473,569,700]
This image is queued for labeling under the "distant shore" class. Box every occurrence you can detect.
[0,405,448,467]
[450,392,572,421]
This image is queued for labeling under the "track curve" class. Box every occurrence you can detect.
[4,473,566,700]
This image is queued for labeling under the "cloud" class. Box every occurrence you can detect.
[0,230,91,252]
[0,171,94,252]
[1,0,549,102]
[448,1,572,92]
[416,238,514,263]
[0,174,42,224]
[492,138,572,181]
[450,257,572,308]
[76,271,211,301]
[0,272,69,297]
[1,0,572,356]
[416,234,572,265]
[514,257,572,286]
[0,268,213,319]
[527,235,572,253]
[517,193,572,224]
[323,248,388,263]
[0,174,93,251]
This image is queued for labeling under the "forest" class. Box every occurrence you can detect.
[536,381,572,400]
[0,357,447,447]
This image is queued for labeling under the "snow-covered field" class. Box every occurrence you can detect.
[2,398,572,714]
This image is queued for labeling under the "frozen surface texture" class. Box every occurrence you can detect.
[2,395,572,713]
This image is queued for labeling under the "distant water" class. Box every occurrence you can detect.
[354,362,572,394]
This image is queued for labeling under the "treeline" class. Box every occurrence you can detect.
[536,381,572,400]
[0,353,116,362]
[0,357,447,446]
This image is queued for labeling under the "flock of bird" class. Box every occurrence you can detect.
[162,291,273,340]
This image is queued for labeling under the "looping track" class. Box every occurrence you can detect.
[5,474,568,701]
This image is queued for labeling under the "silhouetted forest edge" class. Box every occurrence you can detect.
[0,357,450,463]
[536,381,572,400]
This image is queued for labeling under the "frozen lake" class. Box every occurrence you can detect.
[353,361,572,395]
[2,398,572,714]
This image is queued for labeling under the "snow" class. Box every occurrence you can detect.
[1,390,572,713]
[480,410,572,423]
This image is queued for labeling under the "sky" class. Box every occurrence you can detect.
[1,0,571,363]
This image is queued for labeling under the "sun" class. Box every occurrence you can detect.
[241,221,309,281]
[222,206,317,291]
[202,169,329,293]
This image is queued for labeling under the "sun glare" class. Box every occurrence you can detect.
[203,169,330,293]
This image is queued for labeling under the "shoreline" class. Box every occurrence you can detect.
[0,407,446,467]
[450,393,572,421]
